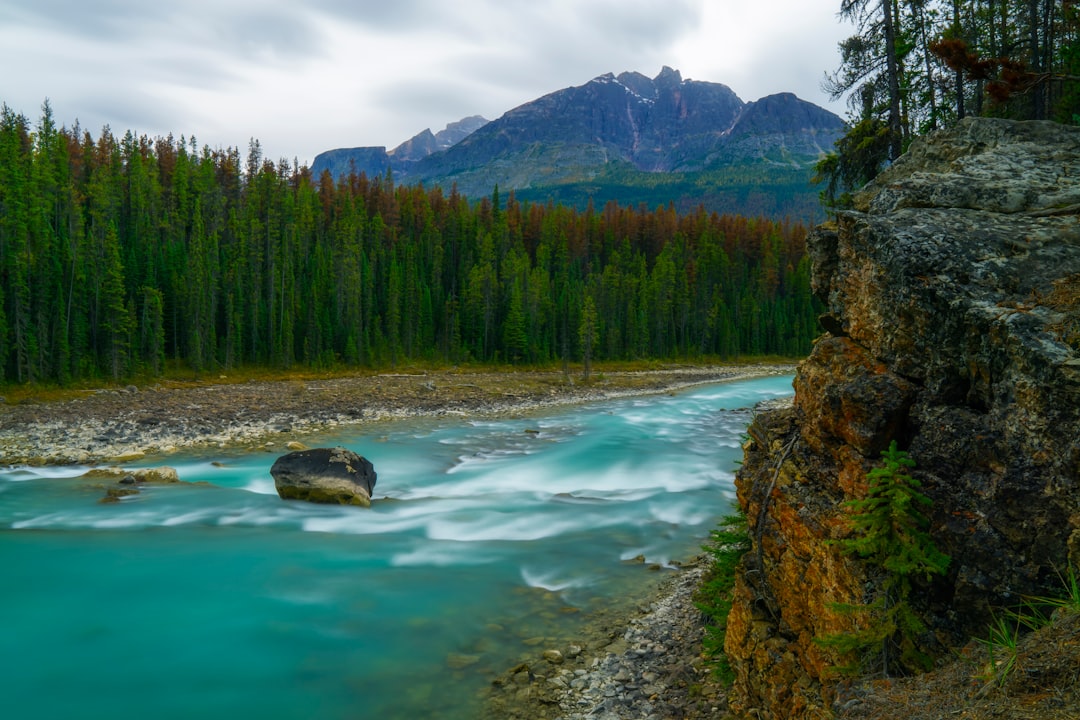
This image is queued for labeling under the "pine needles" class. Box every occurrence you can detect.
[695,512,751,684]
[817,441,951,676]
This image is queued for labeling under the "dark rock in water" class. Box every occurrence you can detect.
[100,486,140,503]
[270,446,377,507]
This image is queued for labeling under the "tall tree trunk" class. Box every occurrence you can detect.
[953,0,965,119]
[883,0,904,158]
[1029,0,1045,118]
[913,0,939,130]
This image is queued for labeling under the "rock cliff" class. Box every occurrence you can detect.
[726,117,1080,718]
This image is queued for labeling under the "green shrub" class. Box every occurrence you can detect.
[695,512,751,684]
[817,441,951,676]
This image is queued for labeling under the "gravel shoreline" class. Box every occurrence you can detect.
[485,562,729,719]
[0,364,794,466]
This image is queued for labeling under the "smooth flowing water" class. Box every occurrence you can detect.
[0,375,793,720]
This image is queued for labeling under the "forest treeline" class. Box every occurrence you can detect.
[0,103,818,384]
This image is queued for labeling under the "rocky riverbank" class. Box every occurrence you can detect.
[484,561,730,720]
[0,364,794,466]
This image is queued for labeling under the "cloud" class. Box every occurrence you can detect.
[0,0,851,165]
[311,0,451,31]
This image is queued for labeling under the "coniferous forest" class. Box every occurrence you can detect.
[0,103,819,384]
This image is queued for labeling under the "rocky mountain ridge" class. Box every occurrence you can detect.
[390,114,489,162]
[309,115,489,180]
[310,68,843,219]
[727,117,1080,718]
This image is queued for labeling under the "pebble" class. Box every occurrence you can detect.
[543,649,564,664]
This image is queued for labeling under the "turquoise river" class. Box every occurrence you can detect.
[0,374,794,719]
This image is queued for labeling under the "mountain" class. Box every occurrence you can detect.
[389,115,489,163]
[311,68,844,220]
[308,116,489,180]
[308,146,392,183]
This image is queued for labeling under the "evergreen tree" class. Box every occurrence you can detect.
[100,226,132,380]
[820,441,951,675]
[139,286,165,374]
[502,283,528,362]
[579,294,599,380]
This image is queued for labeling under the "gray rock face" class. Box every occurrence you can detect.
[309,146,391,181]
[270,446,377,507]
[818,117,1080,621]
[854,116,1080,216]
[728,117,1080,718]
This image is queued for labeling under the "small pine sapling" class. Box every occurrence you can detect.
[695,513,751,684]
[818,441,951,676]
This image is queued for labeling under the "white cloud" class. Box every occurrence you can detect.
[0,0,853,165]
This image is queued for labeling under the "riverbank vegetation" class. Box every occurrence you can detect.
[696,512,751,685]
[0,103,819,386]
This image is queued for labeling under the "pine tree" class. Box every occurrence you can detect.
[819,441,951,675]
[101,226,133,380]
[502,283,527,362]
[139,286,165,375]
[579,294,599,380]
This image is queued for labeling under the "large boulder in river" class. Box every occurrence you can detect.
[270,446,377,507]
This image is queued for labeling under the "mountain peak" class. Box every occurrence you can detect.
[389,115,489,162]
[655,65,683,85]
[729,93,845,136]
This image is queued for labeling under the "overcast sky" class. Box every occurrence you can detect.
[0,1,854,166]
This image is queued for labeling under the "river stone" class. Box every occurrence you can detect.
[542,649,564,664]
[270,446,377,507]
[446,652,481,669]
[81,466,180,484]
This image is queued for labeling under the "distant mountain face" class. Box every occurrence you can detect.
[309,146,392,182]
[310,115,489,179]
[389,115,489,163]
[310,68,844,220]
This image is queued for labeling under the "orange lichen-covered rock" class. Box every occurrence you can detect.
[726,118,1080,719]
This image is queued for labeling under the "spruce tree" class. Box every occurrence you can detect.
[820,441,951,675]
